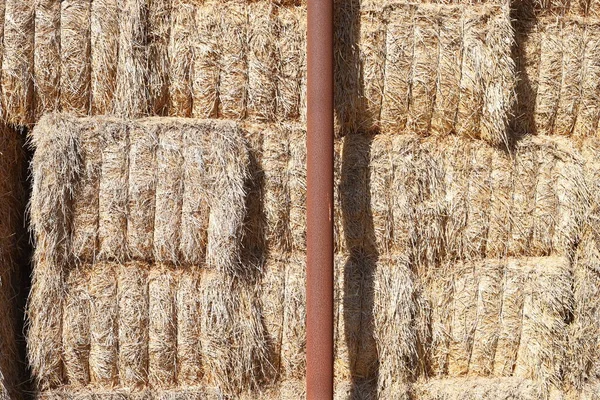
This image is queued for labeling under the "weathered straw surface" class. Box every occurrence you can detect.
[28,115,271,397]
[0,124,24,400]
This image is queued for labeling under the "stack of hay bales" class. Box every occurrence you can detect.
[0,125,24,400]
[27,114,277,398]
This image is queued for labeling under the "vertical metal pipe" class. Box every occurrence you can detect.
[306,0,334,396]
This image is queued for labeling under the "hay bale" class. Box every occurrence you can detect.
[574,23,600,137]
[118,261,149,388]
[176,267,202,385]
[431,6,462,136]
[464,144,492,259]
[407,6,439,135]
[60,0,91,115]
[71,123,101,262]
[513,257,571,387]
[218,1,248,120]
[413,377,542,400]
[34,0,61,119]
[530,145,558,255]
[374,255,416,397]
[2,0,35,125]
[127,123,158,261]
[260,257,286,377]
[485,147,513,258]
[62,265,91,387]
[534,21,563,136]
[275,6,304,121]
[114,0,149,117]
[147,0,171,115]
[191,2,219,118]
[90,0,119,114]
[89,262,118,386]
[247,2,276,121]
[263,124,290,254]
[98,121,129,262]
[148,265,178,387]
[153,126,184,264]
[356,11,386,132]
[369,134,393,255]
[380,5,413,134]
[169,0,194,117]
[280,253,306,380]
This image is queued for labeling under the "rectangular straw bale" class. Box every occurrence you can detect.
[153,126,184,264]
[356,11,385,132]
[492,259,525,376]
[246,2,276,121]
[369,134,393,255]
[469,260,503,376]
[239,125,264,253]
[479,6,514,146]
[407,6,439,135]
[443,138,471,260]
[507,143,537,256]
[191,3,219,119]
[34,0,61,119]
[464,144,492,259]
[114,0,149,118]
[260,258,285,377]
[2,0,35,125]
[447,263,478,376]
[200,271,270,394]
[513,17,541,135]
[90,0,119,114]
[534,21,563,136]
[147,0,171,115]
[485,147,513,258]
[554,21,584,136]
[414,377,542,400]
[380,5,413,133]
[374,256,416,393]
[219,2,248,120]
[89,262,118,386]
[127,123,158,261]
[29,114,84,390]
[513,256,571,385]
[570,227,600,388]
[390,135,419,255]
[275,6,304,121]
[98,121,129,262]
[288,126,307,253]
[339,134,371,250]
[118,261,149,388]
[431,6,462,136]
[60,0,91,115]
[281,254,307,380]
[455,6,485,140]
[574,24,600,137]
[426,269,453,376]
[71,124,101,262]
[531,145,558,255]
[263,124,290,253]
[180,127,210,266]
[63,266,91,387]
[169,0,194,117]
[177,267,202,385]
[148,265,177,387]
[553,147,583,255]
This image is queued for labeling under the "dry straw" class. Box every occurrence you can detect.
[169,0,194,117]
[28,115,265,397]
[34,0,61,120]
[90,0,119,114]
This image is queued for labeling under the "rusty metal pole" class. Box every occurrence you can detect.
[306,0,334,396]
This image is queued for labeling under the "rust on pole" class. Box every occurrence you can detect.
[306,0,334,396]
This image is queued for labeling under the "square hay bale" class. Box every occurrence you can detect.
[90,0,119,115]
[413,377,543,400]
[169,0,195,118]
[2,0,35,125]
[191,1,219,119]
[147,0,171,115]
[60,0,92,115]
[34,0,61,120]
[28,115,275,398]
